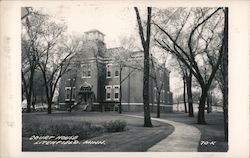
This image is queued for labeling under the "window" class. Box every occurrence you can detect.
[82,64,91,78]
[105,85,112,100]
[114,66,119,78]
[65,87,76,101]
[115,69,119,77]
[106,64,112,78]
[113,85,120,100]
[154,87,157,102]
[65,87,71,101]
[161,90,165,103]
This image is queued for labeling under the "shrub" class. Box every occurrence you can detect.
[23,120,127,140]
[49,121,104,140]
[23,121,105,140]
[102,120,127,132]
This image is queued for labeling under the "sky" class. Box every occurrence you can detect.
[40,6,182,96]
[45,6,138,48]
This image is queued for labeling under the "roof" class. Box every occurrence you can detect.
[107,47,125,54]
[106,47,135,59]
[81,81,92,88]
[84,29,105,36]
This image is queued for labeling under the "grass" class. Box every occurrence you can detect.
[22,111,174,151]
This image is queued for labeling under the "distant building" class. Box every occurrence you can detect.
[58,29,173,112]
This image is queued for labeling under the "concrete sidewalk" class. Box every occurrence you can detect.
[124,114,201,152]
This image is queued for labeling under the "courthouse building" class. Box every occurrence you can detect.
[58,29,173,112]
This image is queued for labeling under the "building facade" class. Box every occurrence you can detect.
[58,30,173,112]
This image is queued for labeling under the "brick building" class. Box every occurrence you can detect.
[58,29,173,112]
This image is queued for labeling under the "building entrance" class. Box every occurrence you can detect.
[78,82,94,111]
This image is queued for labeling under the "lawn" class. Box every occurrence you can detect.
[22,111,174,152]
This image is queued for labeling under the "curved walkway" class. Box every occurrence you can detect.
[123,114,201,152]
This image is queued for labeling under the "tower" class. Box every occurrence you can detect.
[85,29,105,42]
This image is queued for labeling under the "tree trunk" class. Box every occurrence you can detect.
[45,85,51,114]
[26,100,31,113]
[119,67,122,114]
[197,86,207,124]
[47,99,52,114]
[25,68,35,113]
[207,91,212,113]
[222,7,228,142]
[40,70,52,114]
[127,67,131,111]
[119,93,122,113]
[32,94,36,111]
[143,56,152,127]
[156,92,161,118]
[187,70,194,117]
[135,7,152,127]
[183,77,187,113]
[22,71,31,113]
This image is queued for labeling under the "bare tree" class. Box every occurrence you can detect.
[21,37,36,113]
[176,60,188,113]
[22,8,81,114]
[154,8,225,124]
[150,54,167,118]
[38,34,80,114]
[186,67,194,117]
[21,8,47,113]
[108,47,133,113]
[134,7,153,127]
[183,73,188,113]
[152,8,194,117]
[31,70,47,110]
[113,37,139,113]
[169,58,193,116]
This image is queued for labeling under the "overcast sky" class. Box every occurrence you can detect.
[44,6,139,48]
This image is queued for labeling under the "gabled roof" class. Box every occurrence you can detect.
[106,47,136,59]
[81,81,92,88]
[84,29,105,36]
[107,47,125,53]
